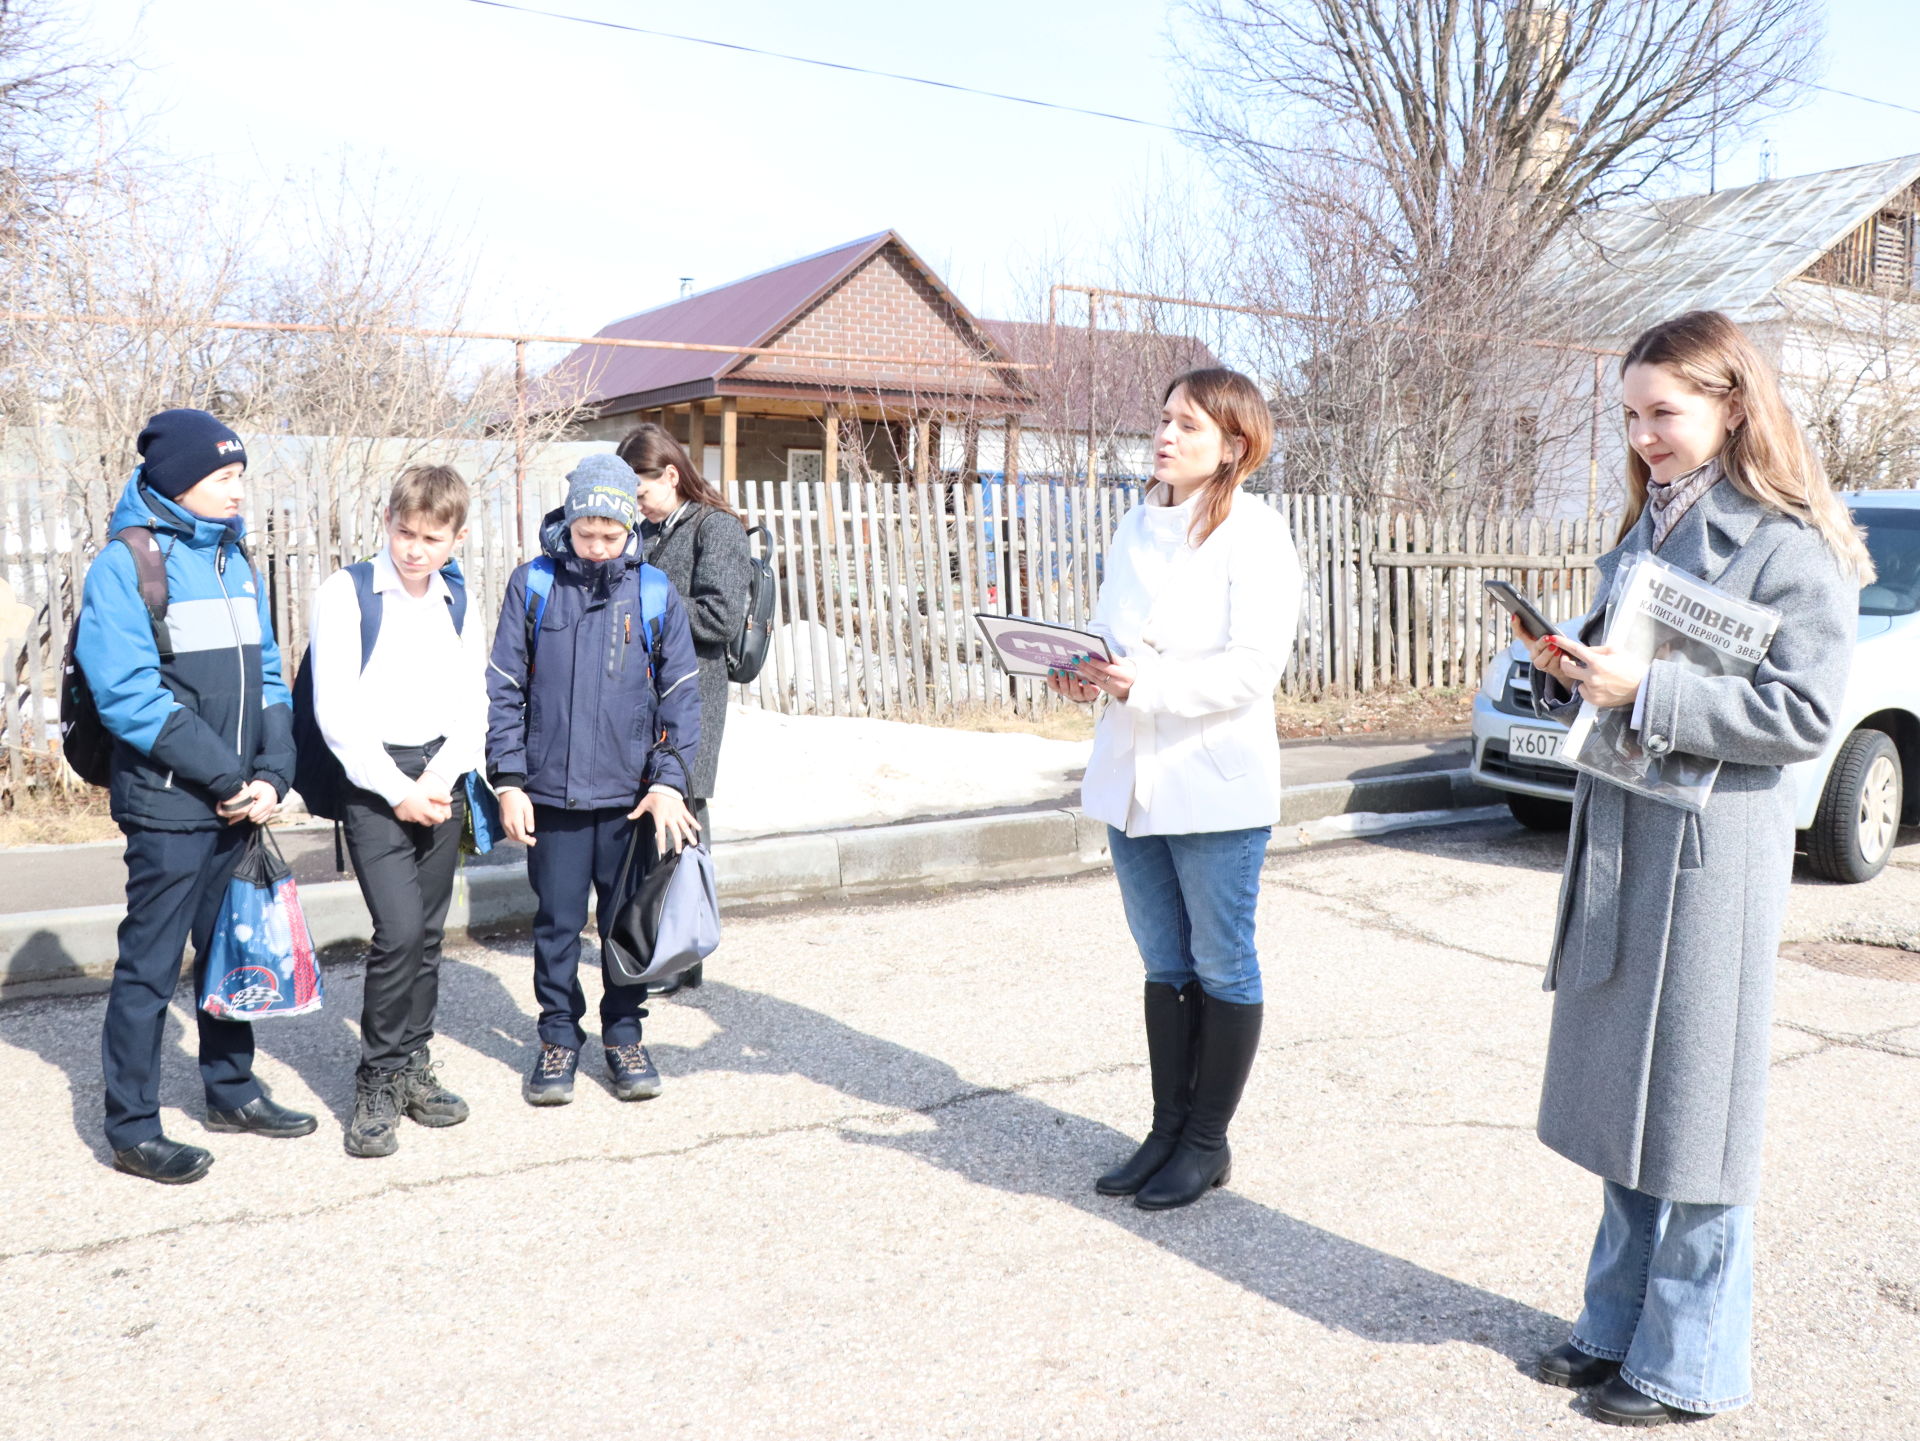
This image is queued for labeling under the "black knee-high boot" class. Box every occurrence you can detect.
[1134,994,1262,1210]
[1095,982,1201,1196]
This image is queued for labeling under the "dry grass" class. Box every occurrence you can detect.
[1273,685,1475,740]
[0,781,119,847]
[919,686,1471,744]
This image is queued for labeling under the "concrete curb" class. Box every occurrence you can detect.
[0,768,1496,1000]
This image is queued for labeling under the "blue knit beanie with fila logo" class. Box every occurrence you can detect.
[136,408,248,500]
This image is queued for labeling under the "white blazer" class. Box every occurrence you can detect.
[1081,486,1302,837]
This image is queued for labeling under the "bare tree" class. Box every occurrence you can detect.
[1182,0,1821,512]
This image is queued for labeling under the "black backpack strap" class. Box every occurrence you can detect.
[111,526,173,660]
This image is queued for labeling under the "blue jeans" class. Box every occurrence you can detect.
[1571,1181,1754,1414]
[1106,826,1269,1005]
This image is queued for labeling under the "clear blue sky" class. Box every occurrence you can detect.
[76,0,1920,339]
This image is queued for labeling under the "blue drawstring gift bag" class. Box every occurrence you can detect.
[200,826,324,1020]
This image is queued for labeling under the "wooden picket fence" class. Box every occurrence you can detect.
[0,465,1609,794]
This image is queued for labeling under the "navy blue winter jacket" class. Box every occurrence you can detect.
[485,509,701,810]
[74,474,297,831]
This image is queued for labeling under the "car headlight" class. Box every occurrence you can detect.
[1477,645,1515,702]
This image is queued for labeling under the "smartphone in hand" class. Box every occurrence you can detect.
[1483,580,1556,641]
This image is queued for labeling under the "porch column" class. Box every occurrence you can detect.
[721,397,739,502]
[1003,415,1021,486]
[912,414,931,484]
[687,400,707,479]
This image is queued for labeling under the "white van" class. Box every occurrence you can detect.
[1471,493,1920,883]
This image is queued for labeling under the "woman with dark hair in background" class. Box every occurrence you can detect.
[617,422,752,995]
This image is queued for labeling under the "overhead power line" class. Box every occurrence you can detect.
[460,0,1205,138]
[454,0,1913,265]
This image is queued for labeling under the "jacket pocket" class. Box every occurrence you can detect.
[1200,714,1249,780]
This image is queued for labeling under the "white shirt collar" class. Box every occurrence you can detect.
[371,546,450,603]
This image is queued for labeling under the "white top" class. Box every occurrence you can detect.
[310,549,489,807]
[1081,485,1303,836]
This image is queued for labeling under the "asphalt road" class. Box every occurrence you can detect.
[1,815,1913,1439]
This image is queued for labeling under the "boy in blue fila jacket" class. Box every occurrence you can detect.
[75,409,317,1185]
[486,454,702,1106]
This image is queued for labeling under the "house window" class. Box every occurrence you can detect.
[786,448,823,486]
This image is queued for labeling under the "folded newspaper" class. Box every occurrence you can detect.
[1560,555,1780,813]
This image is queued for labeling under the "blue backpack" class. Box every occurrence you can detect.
[290,560,499,850]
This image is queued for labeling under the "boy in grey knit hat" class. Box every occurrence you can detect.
[484,452,702,1107]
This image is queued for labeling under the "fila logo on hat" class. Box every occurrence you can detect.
[216,439,244,455]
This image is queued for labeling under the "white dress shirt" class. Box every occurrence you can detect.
[311,549,489,808]
[1081,485,1303,836]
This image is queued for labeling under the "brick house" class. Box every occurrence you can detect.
[540,230,1032,489]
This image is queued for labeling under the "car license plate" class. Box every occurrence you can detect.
[1508,725,1565,764]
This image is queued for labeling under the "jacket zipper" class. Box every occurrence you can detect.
[213,539,247,757]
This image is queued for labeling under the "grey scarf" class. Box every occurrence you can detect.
[1647,456,1724,552]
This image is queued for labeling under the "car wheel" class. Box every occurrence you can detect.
[1506,793,1572,831]
[1807,729,1902,884]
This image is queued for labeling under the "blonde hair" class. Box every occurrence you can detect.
[388,464,469,531]
[1618,311,1873,583]
[1161,368,1274,545]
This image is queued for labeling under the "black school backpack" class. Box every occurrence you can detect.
[60,527,173,787]
[656,508,775,685]
[729,524,777,685]
[289,559,468,822]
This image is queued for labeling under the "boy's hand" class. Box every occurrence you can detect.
[394,781,454,828]
[221,780,279,826]
[630,788,700,855]
[418,769,454,805]
[498,788,536,847]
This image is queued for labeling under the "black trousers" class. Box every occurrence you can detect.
[341,743,465,1073]
[103,823,259,1151]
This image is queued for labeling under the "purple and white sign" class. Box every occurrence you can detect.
[974,614,1114,678]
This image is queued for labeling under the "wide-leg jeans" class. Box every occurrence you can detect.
[1571,1179,1755,1414]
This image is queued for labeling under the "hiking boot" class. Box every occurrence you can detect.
[400,1047,470,1127]
[345,1067,405,1158]
[605,1042,662,1101]
[526,1042,578,1106]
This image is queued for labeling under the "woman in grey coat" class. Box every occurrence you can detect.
[618,422,753,993]
[1519,312,1871,1428]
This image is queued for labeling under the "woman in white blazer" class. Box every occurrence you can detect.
[1049,368,1302,1211]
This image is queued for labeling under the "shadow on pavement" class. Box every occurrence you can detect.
[652,979,1570,1365]
[0,952,539,1150]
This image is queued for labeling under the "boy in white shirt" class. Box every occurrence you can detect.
[309,466,487,1157]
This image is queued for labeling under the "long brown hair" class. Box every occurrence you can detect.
[1161,368,1274,545]
[1618,311,1873,582]
[615,422,742,520]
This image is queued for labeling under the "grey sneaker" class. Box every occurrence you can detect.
[526,1042,578,1106]
[605,1042,662,1101]
[400,1047,470,1127]
[345,1067,405,1158]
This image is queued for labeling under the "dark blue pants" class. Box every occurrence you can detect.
[104,824,261,1150]
[527,805,646,1049]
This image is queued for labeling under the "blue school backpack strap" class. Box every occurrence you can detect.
[291,556,469,833]
[637,563,670,657]
[522,556,555,658]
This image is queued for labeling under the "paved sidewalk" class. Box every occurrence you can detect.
[0,816,1912,1438]
[0,731,1472,916]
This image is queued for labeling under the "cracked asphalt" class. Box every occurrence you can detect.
[2,817,1916,1439]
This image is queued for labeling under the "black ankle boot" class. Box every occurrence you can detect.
[1135,995,1262,1211]
[1536,1340,1620,1389]
[1096,982,1201,1196]
[1591,1374,1690,1427]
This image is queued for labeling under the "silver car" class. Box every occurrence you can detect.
[1471,493,1920,883]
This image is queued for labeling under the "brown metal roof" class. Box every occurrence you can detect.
[540,230,1028,414]
[983,320,1222,435]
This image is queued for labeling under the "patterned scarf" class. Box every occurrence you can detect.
[1647,455,1723,552]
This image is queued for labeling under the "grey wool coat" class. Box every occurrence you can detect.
[640,504,752,800]
[1532,480,1856,1206]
